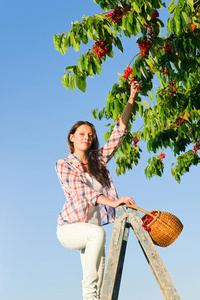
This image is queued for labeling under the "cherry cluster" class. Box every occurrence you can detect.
[168,81,177,97]
[106,3,130,23]
[123,66,143,91]
[193,141,200,153]
[138,40,152,56]
[106,8,122,23]
[93,40,109,58]
[133,136,139,149]
[174,116,187,128]
[143,10,159,34]
[160,68,168,75]
[159,153,165,162]
[123,66,136,81]
[147,66,155,71]
[151,9,159,20]
[191,24,197,31]
[142,211,158,231]
[186,20,197,32]
[139,10,159,56]
[162,40,173,54]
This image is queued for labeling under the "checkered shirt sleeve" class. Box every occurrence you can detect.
[98,123,129,163]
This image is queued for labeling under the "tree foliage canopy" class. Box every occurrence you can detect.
[53,0,200,182]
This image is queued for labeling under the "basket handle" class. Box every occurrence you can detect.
[126,204,157,219]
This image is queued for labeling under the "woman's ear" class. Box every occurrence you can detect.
[70,134,74,142]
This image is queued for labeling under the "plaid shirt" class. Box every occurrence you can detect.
[55,123,128,226]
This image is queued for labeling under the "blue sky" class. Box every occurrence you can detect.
[1,1,200,299]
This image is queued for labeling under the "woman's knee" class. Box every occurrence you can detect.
[90,226,106,245]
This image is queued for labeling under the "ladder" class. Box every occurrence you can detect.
[100,206,181,300]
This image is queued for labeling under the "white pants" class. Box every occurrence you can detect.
[57,223,106,300]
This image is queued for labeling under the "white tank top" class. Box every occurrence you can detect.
[85,173,103,226]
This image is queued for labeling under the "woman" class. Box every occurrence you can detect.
[55,81,141,300]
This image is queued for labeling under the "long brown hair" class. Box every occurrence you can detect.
[67,121,110,187]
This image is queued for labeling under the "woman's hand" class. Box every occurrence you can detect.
[113,196,135,208]
[118,80,142,131]
[97,195,135,208]
[130,80,142,101]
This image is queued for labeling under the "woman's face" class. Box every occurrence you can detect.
[70,124,93,154]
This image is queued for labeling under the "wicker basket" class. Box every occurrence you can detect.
[126,205,183,247]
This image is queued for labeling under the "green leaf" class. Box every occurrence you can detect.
[88,27,94,40]
[65,66,75,72]
[174,9,181,35]
[179,0,185,6]
[107,50,114,58]
[69,31,75,48]
[92,27,99,40]
[81,32,88,44]
[141,100,150,108]
[92,108,98,120]
[104,130,111,143]
[76,76,87,92]
[86,17,94,40]
[61,35,69,54]
[92,55,102,75]
[186,0,195,11]
[156,19,165,28]
[135,18,141,34]
[74,40,80,52]
[181,11,190,26]
[167,17,173,35]
[98,108,105,120]
[62,74,69,89]
[168,0,176,14]
[53,34,62,53]
[115,37,123,53]
[77,57,83,72]
[69,74,76,91]
[138,103,144,117]
[128,12,133,24]
[149,90,154,101]
[133,2,142,13]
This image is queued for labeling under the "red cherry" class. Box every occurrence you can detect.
[145,227,150,231]
[191,24,196,31]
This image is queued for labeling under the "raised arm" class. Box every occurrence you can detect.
[118,81,141,131]
[98,81,141,163]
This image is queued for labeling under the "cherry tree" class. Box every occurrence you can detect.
[53,0,200,182]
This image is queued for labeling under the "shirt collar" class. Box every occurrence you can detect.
[67,153,83,167]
